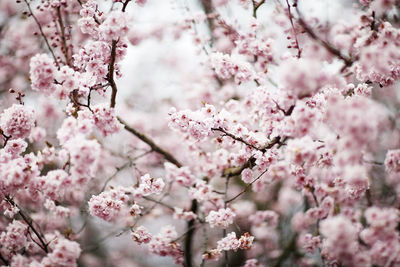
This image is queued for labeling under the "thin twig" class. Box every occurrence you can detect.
[118,117,182,167]
[252,0,266,18]
[56,6,70,66]
[99,161,133,193]
[223,157,256,178]
[285,0,301,58]
[6,197,49,253]
[172,223,199,242]
[293,0,355,71]
[225,168,268,203]
[23,0,59,68]
[142,196,175,211]
[212,127,264,152]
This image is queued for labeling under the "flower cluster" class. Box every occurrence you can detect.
[206,208,236,228]
[88,188,128,222]
[148,226,184,265]
[2,0,400,266]
[0,104,35,139]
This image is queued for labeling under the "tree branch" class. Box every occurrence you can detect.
[0,251,9,266]
[6,197,49,253]
[142,196,175,211]
[272,233,298,267]
[225,168,268,203]
[252,0,266,18]
[285,0,301,58]
[118,117,182,167]
[56,6,70,66]
[184,199,198,267]
[293,0,355,71]
[23,0,59,68]
[212,127,264,151]
[107,40,118,108]
[117,117,200,267]
[122,0,131,12]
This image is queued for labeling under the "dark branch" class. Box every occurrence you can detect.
[6,197,49,253]
[56,6,70,66]
[24,0,60,68]
[122,0,131,12]
[272,233,298,267]
[294,0,355,71]
[225,168,268,203]
[223,157,256,178]
[285,0,301,58]
[0,251,9,266]
[118,117,182,168]
[252,0,266,18]
[184,199,198,267]
[107,40,118,108]
[212,127,264,152]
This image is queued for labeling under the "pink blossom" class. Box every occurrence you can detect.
[66,137,101,181]
[45,238,81,267]
[148,226,183,264]
[278,57,335,98]
[202,249,222,261]
[210,52,255,84]
[216,232,254,251]
[188,180,215,202]
[38,170,72,201]
[173,207,197,221]
[165,162,196,187]
[44,199,70,218]
[129,203,143,217]
[135,0,147,6]
[385,149,400,173]
[319,216,361,266]
[217,232,241,251]
[92,104,123,136]
[54,66,79,99]
[0,220,27,252]
[4,139,27,157]
[206,208,236,228]
[88,188,128,221]
[249,210,279,227]
[0,104,35,139]
[137,174,165,196]
[285,136,318,166]
[131,226,152,244]
[243,259,262,267]
[298,233,321,254]
[29,54,56,95]
[238,232,254,249]
[241,168,253,183]
[99,11,131,41]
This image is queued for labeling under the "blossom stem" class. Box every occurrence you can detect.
[6,197,49,253]
[118,117,183,167]
[56,6,70,66]
[23,0,59,68]
[293,0,354,71]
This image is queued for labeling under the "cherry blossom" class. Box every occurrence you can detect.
[1,0,400,266]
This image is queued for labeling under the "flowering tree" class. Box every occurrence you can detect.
[1,0,400,266]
